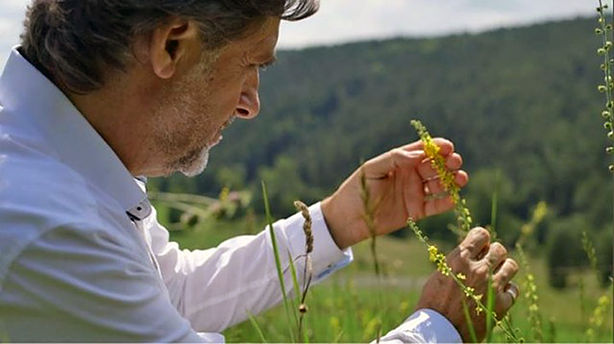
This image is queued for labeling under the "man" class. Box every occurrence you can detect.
[0,0,519,342]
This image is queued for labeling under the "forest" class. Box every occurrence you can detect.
[149,17,613,290]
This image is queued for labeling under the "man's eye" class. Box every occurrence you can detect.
[258,61,274,71]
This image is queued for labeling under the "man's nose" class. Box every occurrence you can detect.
[235,70,260,119]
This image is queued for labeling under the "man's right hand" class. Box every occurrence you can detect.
[415,227,520,342]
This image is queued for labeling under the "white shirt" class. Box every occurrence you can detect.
[0,47,460,343]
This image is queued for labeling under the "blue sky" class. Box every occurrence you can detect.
[0,0,602,66]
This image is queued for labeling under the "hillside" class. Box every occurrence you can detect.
[152,17,613,282]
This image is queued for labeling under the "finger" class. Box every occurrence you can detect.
[363,148,425,178]
[424,195,455,217]
[482,242,508,271]
[401,137,455,156]
[417,153,463,181]
[424,170,469,195]
[459,227,491,259]
[496,282,520,316]
[493,258,519,290]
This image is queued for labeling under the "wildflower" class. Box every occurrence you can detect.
[411,120,473,233]
[437,260,450,276]
[410,218,521,340]
[428,245,438,262]
[407,124,522,342]
[399,301,410,315]
[533,202,548,223]
[329,316,340,329]
[586,292,611,340]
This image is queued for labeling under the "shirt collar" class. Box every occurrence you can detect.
[0,47,149,217]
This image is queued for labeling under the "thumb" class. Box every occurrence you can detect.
[363,148,425,178]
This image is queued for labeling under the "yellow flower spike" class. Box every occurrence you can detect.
[428,245,438,262]
[407,187,522,341]
[598,295,610,306]
[411,120,473,234]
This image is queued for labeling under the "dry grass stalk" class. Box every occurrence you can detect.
[294,200,314,342]
[358,167,383,342]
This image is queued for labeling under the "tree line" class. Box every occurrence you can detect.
[150,17,613,288]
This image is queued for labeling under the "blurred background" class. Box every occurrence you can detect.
[1,0,612,342]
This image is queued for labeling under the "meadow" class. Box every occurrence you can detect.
[159,209,613,343]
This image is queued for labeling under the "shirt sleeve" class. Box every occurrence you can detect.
[0,225,207,343]
[147,202,353,333]
[377,309,462,343]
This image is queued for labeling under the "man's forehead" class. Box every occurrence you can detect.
[216,17,279,63]
[246,18,280,55]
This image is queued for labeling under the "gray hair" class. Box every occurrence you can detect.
[21,0,319,94]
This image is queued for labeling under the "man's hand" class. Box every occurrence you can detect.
[416,227,520,342]
[321,138,467,249]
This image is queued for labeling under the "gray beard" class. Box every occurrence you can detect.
[178,145,211,177]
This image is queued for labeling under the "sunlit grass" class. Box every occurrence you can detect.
[163,211,612,342]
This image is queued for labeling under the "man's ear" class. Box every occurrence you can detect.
[150,18,200,79]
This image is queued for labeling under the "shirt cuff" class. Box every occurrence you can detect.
[379,309,462,343]
[282,202,353,283]
[196,332,225,343]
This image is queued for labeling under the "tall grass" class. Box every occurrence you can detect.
[515,202,548,342]
[358,167,383,342]
[261,181,297,342]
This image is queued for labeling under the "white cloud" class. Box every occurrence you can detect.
[0,0,28,68]
[277,0,598,48]
[0,0,605,67]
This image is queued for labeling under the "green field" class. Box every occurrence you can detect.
[166,213,613,343]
